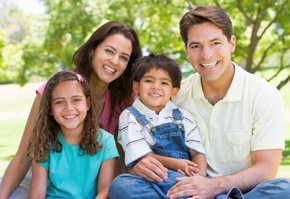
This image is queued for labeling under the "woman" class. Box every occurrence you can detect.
[0,20,142,199]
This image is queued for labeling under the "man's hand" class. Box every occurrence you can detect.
[167,175,217,199]
[128,156,168,182]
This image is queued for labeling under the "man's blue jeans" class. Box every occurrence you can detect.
[109,171,187,199]
[109,174,290,199]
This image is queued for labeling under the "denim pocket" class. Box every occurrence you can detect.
[226,130,251,163]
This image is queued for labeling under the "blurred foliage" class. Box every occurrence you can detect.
[0,0,289,88]
[281,140,290,165]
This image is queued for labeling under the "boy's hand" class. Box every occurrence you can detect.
[128,156,168,182]
[176,159,198,177]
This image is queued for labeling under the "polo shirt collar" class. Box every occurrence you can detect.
[224,63,244,102]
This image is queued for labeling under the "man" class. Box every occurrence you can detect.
[110,6,290,199]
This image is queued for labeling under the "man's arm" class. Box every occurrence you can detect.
[219,149,281,193]
[167,149,282,199]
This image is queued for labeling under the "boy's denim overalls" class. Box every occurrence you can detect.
[126,106,189,199]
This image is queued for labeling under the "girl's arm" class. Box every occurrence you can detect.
[95,158,117,199]
[0,95,41,199]
[29,161,47,199]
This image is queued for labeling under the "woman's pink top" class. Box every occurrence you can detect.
[36,83,123,134]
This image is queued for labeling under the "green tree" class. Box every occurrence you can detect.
[0,31,8,82]
[0,0,28,83]
[104,0,189,68]
[1,0,290,89]
[0,1,28,44]
[42,0,97,68]
[36,0,290,88]
[214,0,290,89]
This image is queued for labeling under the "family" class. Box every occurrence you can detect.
[0,5,290,199]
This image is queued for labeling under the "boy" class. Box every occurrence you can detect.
[109,53,206,199]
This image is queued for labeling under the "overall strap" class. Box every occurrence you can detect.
[172,108,184,130]
[126,106,155,145]
[126,106,153,130]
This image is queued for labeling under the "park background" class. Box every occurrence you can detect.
[0,0,289,177]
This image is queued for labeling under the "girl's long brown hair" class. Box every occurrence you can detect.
[27,70,102,162]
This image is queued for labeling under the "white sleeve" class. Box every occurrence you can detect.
[181,108,205,155]
[118,110,153,167]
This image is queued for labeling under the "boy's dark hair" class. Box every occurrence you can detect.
[179,6,233,45]
[132,53,182,88]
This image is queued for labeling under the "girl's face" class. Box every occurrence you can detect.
[90,34,133,84]
[50,81,90,135]
[133,68,179,114]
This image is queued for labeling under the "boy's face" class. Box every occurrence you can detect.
[184,22,236,85]
[133,68,179,114]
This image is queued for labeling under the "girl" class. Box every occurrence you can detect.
[27,70,119,199]
[0,21,142,199]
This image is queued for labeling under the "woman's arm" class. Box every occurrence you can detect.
[95,158,117,199]
[113,131,127,176]
[29,161,47,199]
[0,95,41,199]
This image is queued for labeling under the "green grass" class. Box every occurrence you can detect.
[0,82,43,176]
[279,83,290,178]
[0,81,289,178]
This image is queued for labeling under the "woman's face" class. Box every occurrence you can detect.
[90,34,133,84]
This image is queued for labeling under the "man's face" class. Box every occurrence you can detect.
[184,22,236,84]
